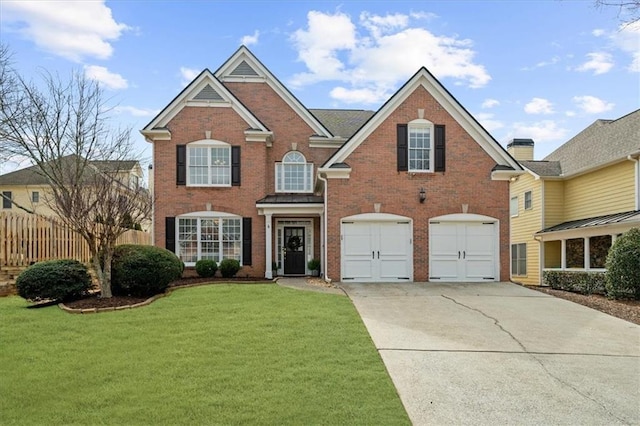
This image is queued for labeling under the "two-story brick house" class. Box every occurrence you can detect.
[142,46,522,282]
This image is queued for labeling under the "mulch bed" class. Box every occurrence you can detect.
[530,286,640,325]
[62,276,270,310]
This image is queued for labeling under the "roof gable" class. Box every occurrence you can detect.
[543,109,640,177]
[141,68,269,137]
[215,46,334,139]
[322,67,522,171]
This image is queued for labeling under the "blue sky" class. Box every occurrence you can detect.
[1,0,639,174]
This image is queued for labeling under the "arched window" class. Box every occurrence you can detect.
[275,151,313,193]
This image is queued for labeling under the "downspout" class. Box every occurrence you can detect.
[627,154,640,210]
[317,173,331,283]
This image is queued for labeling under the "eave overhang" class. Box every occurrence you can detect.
[141,128,171,143]
[318,166,351,179]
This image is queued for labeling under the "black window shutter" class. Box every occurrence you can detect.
[397,124,408,172]
[165,217,176,252]
[231,146,241,186]
[434,125,446,172]
[176,145,186,185]
[242,217,252,265]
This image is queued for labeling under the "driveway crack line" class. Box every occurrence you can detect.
[441,294,630,425]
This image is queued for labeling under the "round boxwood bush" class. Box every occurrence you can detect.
[111,244,183,297]
[605,228,640,300]
[195,259,217,277]
[219,258,241,278]
[16,259,92,302]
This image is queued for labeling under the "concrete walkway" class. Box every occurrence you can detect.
[341,282,640,425]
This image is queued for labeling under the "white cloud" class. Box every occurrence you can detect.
[84,65,127,90]
[475,112,504,132]
[507,120,568,143]
[180,67,201,86]
[572,95,615,114]
[330,86,391,105]
[592,29,605,37]
[524,97,555,115]
[565,110,576,117]
[289,10,491,101]
[114,106,158,117]
[611,21,640,72]
[576,52,614,75]
[482,99,500,109]
[1,0,129,61]
[522,55,560,70]
[241,30,260,46]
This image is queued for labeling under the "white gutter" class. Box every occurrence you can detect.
[317,173,331,283]
[628,153,640,210]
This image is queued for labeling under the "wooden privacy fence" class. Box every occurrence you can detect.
[0,212,151,268]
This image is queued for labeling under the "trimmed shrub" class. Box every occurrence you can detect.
[542,270,606,295]
[16,259,92,302]
[606,228,640,300]
[195,259,217,277]
[219,258,241,278]
[111,244,183,297]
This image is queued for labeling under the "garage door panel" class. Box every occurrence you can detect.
[342,220,412,282]
[430,221,497,282]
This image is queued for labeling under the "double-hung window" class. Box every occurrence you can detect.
[510,196,519,217]
[524,191,532,210]
[511,243,527,275]
[187,141,231,186]
[408,119,434,172]
[276,151,313,193]
[177,215,242,265]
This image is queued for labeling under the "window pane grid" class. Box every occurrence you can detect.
[187,145,230,186]
[409,127,431,171]
[276,161,313,192]
[178,217,241,264]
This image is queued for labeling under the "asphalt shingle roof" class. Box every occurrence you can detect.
[0,156,139,185]
[543,109,640,176]
[309,109,375,138]
[520,160,562,177]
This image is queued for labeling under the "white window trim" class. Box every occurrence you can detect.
[408,118,435,173]
[176,211,243,266]
[510,196,519,217]
[186,139,232,187]
[275,151,314,193]
[524,191,533,210]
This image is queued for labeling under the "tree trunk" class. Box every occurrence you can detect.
[92,252,112,298]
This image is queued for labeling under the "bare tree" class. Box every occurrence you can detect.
[595,0,640,23]
[0,43,151,298]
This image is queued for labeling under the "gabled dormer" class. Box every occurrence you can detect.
[215,46,341,147]
[141,69,273,145]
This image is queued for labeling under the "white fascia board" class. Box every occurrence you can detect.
[143,70,268,133]
[491,169,525,181]
[140,128,171,142]
[318,167,351,179]
[326,70,521,171]
[215,47,333,139]
[309,136,345,148]
[256,204,324,216]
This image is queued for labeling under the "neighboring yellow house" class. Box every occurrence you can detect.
[0,156,145,220]
[509,109,640,285]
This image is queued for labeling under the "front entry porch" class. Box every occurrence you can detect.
[256,195,324,279]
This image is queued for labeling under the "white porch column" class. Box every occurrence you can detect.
[560,239,567,269]
[584,237,590,270]
[265,213,273,279]
[319,212,325,277]
[611,234,618,245]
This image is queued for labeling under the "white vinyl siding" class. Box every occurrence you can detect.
[177,216,241,265]
[187,142,231,186]
[276,151,313,193]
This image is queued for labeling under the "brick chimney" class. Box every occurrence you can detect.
[507,138,534,161]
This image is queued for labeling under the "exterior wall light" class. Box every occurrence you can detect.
[419,187,426,203]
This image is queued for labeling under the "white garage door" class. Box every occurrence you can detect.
[341,215,413,282]
[430,217,498,282]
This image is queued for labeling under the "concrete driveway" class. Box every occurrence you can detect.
[340,282,640,425]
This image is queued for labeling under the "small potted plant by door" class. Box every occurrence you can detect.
[307,258,321,277]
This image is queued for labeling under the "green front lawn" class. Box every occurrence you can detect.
[0,284,409,425]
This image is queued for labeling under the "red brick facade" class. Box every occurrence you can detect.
[145,47,516,282]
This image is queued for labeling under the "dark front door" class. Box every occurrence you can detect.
[284,227,305,275]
